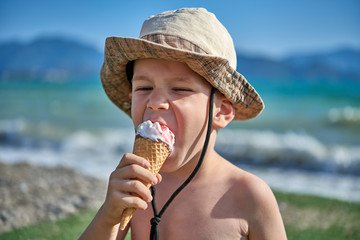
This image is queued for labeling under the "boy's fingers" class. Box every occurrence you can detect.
[116,153,150,169]
[111,164,158,186]
[109,178,153,203]
[120,193,149,210]
[106,190,149,213]
[155,173,162,185]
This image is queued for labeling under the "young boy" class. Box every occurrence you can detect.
[80,8,287,240]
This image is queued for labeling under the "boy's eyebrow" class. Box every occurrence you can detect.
[169,76,192,83]
[132,75,150,81]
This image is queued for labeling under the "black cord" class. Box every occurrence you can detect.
[149,87,216,240]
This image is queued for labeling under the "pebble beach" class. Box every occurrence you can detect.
[0,162,106,233]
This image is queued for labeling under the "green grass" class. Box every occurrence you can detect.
[275,192,360,239]
[0,209,131,240]
[0,210,98,240]
[1,192,359,240]
[285,225,360,240]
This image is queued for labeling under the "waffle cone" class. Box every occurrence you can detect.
[119,136,169,230]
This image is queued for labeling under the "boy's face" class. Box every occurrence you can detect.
[131,58,212,172]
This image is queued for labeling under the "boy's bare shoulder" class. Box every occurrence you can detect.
[219,158,287,238]
[218,158,278,213]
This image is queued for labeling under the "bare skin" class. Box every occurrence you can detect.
[80,59,287,240]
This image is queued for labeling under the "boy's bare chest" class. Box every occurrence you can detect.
[130,184,249,239]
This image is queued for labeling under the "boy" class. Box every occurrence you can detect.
[80,8,287,239]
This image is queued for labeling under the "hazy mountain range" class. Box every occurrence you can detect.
[1,36,359,81]
[0,37,103,81]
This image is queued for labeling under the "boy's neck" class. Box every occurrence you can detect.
[161,148,220,185]
[160,130,220,184]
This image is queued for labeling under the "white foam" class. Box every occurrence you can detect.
[216,129,360,174]
[0,129,135,179]
[242,165,360,202]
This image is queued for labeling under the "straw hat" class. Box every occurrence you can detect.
[101,8,264,120]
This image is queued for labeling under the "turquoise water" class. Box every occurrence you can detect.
[0,78,360,176]
[232,78,360,145]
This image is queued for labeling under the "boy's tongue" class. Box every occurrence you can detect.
[136,120,175,151]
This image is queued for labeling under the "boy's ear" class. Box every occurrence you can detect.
[212,93,235,129]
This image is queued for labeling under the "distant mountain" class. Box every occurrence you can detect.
[237,47,360,81]
[0,37,103,81]
[284,48,360,80]
[237,54,292,79]
[0,36,359,81]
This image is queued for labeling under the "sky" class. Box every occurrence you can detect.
[1,0,359,58]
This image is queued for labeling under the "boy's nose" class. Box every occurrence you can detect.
[147,91,169,110]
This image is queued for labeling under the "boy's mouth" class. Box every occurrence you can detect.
[148,119,175,146]
[150,119,168,128]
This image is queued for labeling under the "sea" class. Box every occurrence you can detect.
[1,77,360,202]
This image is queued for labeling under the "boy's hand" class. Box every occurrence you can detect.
[100,153,161,226]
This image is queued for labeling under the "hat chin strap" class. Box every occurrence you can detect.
[149,87,216,240]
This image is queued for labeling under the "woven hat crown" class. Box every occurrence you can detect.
[140,8,237,69]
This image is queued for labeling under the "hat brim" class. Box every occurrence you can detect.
[101,36,264,120]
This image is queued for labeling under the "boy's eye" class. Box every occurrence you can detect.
[173,87,192,92]
[135,87,153,91]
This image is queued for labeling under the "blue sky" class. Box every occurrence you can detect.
[1,0,359,58]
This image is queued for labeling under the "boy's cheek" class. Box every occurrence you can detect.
[130,104,144,127]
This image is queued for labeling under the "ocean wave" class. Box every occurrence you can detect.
[1,127,360,202]
[1,124,360,176]
[0,128,135,179]
[216,129,360,175]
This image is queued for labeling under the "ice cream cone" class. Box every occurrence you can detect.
[119,136,170,230]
